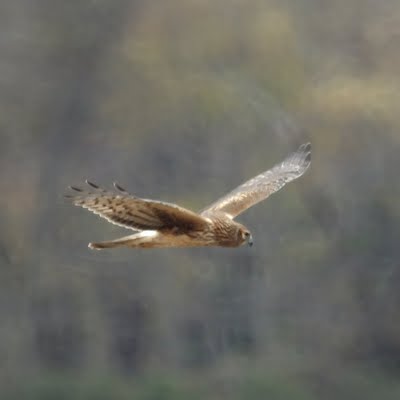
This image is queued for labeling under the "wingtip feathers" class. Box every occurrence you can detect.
[113,182,127,192]
[85,180,100,189]
[66,180,128,197]
[296,142,312,168]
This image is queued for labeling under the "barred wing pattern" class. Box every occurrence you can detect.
[66,143,311,250]
[66,181,209,232]
[202,143,311,219]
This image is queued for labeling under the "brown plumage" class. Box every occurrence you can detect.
[66,143,311,250]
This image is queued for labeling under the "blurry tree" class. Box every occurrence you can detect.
[1,0,400,398]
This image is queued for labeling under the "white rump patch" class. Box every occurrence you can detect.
[137,230,159,238]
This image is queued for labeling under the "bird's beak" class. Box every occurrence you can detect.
[247,235,253,247]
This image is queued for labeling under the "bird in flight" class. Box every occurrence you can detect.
[66,143,311,250]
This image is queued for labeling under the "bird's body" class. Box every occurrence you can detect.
[88,212,247,249]
[66,143,311,250]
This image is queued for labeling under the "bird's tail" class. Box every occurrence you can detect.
[88,231,158,250]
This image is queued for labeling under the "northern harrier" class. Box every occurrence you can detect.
[66,143,311,249]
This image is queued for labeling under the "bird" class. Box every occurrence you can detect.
[66,143,311,250]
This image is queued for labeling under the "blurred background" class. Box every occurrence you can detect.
[1,0,400,399]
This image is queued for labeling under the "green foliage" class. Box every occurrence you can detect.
[3,369,400,400]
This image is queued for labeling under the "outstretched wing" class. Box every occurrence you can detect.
[201,143,311,219]
[66,181,209,232]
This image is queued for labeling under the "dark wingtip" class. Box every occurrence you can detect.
[113,182,127,192]
[86,180,100,189]
[69,185,83,192]
[299,143,311,163]
[300,142,311,152]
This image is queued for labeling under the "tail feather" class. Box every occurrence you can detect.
[88,240,128,250]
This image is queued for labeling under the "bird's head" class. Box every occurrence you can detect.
[237,225,253,247]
